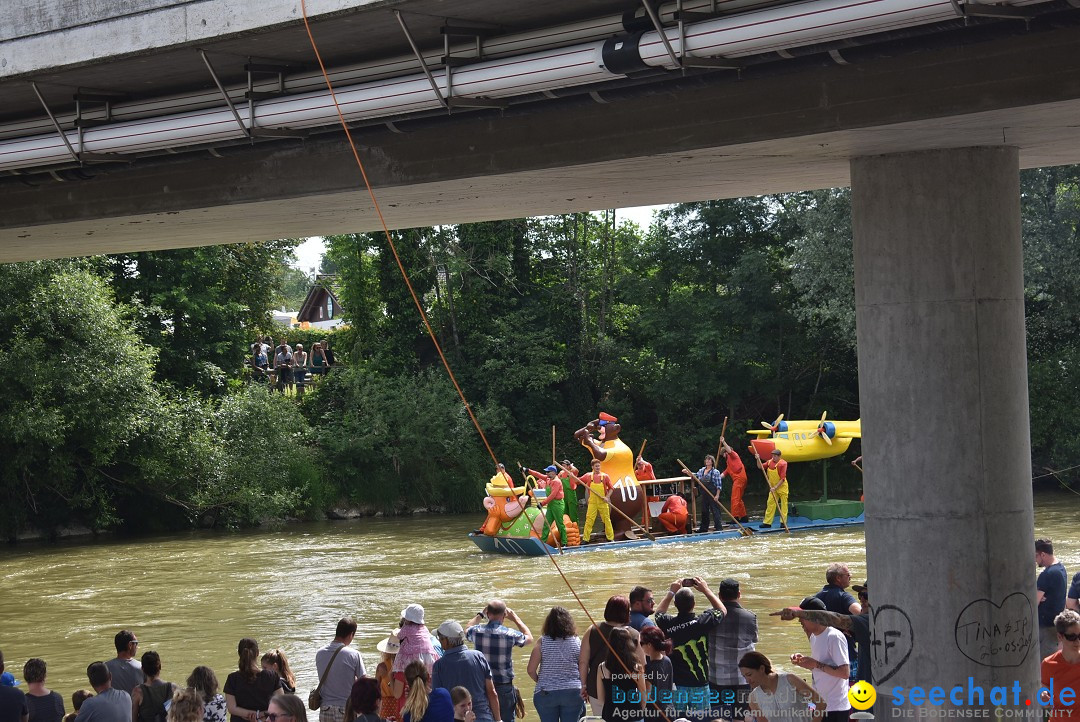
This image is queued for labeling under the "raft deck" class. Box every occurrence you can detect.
[468,513,865,556]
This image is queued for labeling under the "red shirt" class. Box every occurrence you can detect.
[724,451,747,483]
[580,471,614,494]
[636,461,656,481]
[541,475,564,501]
[1043,651,1080,717]
[765,458,788,481]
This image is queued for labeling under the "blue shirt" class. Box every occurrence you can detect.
[629,611,656,631]
[466,621,526,683]
[815,584,858,615]
[1038,562,1068,627]
[432,646,494,722]
[403,688,454,722]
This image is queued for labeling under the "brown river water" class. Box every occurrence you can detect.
[1,492,1077,714]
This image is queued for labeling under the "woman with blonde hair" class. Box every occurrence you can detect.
[401,662,452,722]
[168,688,205,722]
[374,633,400,721]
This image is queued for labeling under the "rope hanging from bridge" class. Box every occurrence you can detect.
[298,5,672,720]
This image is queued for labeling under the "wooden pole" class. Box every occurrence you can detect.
[637,439,647,460]
[552,425,556,464]
[753,451,791,534]
[554,461,656,542]
[676,458,753,537]
[715,416,729,466]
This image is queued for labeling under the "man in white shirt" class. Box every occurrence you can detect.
[790,597,850,722]
[314,618,366,722]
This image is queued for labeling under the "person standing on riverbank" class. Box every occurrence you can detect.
[0,650,28,722]
[629,587,656,631]
[1038,539,1069,660]
[708,579,757,722]
[106,632,143,695]
[77,663,131,722]
[432,622,498,722]
[466,601,531,722]
[654,578,726,716]
[315,619,367,722]
[22,658,64,722]
[789,597,850,722]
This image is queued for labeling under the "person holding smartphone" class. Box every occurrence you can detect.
[653,578,727,718]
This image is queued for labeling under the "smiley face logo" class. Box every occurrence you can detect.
[849,681,877,710]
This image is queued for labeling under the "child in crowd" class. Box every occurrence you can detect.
[63,690,93,722]
[450,688,475,722]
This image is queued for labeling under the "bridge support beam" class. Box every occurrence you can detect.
[852,147,1038,704]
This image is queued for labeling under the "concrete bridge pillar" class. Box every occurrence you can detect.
[851,147,1039,706]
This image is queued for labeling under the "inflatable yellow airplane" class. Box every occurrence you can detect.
[747,413,861,462]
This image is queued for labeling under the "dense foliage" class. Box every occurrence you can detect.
[3,167,1079,539]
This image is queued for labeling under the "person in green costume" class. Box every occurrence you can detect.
[558,460,580,524]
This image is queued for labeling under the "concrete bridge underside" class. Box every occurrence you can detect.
[2,17,1080,260]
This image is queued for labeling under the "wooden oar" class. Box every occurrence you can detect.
[554,461,656,542]
[552,425,556,464]
[676,458,753,537]
[753,451,791,534]
[637,439,647,461]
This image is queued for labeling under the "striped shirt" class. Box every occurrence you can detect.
[536,636,582,692]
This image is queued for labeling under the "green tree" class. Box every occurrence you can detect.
[104,240,299,395]
[0,261,157,536]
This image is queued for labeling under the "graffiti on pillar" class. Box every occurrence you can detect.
[870,604,914,683]
[954,592,1032,667]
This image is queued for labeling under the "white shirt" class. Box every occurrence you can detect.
[809,627,850,712]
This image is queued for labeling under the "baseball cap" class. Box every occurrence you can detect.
[0,672,18,687]
[799,596,826,611]
[437,620,464,638]
[544,465,558,473]
[852,582,868,594]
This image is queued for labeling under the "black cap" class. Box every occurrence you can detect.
[852,582,868,594]
[799,596,826,611]
[719,578,740,600]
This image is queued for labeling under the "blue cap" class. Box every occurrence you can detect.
[0,672,18,687]
[544,465,558,472]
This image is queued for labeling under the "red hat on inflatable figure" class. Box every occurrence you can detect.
[598,411,618,424]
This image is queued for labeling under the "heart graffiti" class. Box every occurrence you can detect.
[954,592,1033,667]
[870,604,914,684]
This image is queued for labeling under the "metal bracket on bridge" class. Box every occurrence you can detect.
[640,0,743,72]
[949,0,1036,21]
[73,91,127,129]
[199,51,307,142]
[394,11,508,113]
[30,82,127,166]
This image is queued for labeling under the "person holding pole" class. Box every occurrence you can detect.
[718,438,749,524]
[693,456,724,533]
[580,459,615,543]
[531,464,568,547]
[759,450,789,530]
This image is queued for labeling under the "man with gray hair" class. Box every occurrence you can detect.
[466,600,532,722]
[815,563,860,682]
[433,621,499,722]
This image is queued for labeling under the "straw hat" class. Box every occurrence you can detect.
[376,632,401,654]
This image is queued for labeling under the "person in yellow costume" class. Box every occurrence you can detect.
[759,448,789,529]
[580,458,615,542]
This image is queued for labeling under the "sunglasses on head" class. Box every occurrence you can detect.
[1062,632,1080,642]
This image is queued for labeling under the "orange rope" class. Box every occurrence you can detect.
[298,11,667,719]
[298,0,500,469]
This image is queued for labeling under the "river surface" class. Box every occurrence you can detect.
[2,492,1078,713]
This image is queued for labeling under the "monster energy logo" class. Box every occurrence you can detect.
[675,636,709,681]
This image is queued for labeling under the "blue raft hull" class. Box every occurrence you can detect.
[468,514,865,556]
